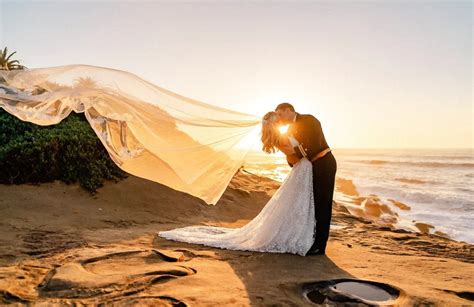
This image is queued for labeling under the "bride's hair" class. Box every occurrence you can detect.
[261,111,280,154]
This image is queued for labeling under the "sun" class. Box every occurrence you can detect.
[278,125,289,134]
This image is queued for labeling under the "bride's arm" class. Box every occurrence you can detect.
[277,135,300,167]
[286,154,300,166]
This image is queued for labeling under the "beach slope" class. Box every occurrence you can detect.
[0,172,472,305]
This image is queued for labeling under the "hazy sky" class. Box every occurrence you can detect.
[1,0,472,148]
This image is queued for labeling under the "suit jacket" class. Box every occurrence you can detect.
[287,113,330,167]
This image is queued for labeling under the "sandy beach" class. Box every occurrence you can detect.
[0,172,473,306]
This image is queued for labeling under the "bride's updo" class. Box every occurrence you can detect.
[261,111,280,153]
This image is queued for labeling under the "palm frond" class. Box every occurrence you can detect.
[5,51,17,62]
[0,47,26,70]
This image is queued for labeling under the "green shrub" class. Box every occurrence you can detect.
[0,109,127,192]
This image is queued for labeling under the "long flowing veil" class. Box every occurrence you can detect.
[0,64,261,204]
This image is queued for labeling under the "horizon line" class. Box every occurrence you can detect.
[248,147,473,150]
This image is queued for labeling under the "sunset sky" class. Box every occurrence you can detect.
[1,0,472,149]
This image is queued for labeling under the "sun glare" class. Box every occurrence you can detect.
[278,125,289,134]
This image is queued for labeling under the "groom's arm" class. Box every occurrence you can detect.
[292,115,322,160]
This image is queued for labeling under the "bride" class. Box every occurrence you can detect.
[0,64,316,256]
[158,111,315,256]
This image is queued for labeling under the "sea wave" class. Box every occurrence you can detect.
[395,178,430,184]
[244,149,474,243]
[368,160,387,165]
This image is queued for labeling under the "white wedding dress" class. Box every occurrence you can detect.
[158,136,316,256]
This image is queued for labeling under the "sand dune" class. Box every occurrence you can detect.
[0,172,473,305]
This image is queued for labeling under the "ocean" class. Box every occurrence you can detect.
[242,148,474,244]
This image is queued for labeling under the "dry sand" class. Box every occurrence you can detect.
[0,172,473,306]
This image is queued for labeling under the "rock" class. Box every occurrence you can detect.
[414,223,435,234]
[387,199,411,210]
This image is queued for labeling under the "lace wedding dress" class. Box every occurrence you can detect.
[158,136,315,256]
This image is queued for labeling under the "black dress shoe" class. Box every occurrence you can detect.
[305,248,325,256]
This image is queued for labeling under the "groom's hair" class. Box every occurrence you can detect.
[275,102,295,112]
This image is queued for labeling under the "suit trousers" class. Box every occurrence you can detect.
[310,151,337,252]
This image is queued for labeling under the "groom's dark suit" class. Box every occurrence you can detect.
[287,113,337,254]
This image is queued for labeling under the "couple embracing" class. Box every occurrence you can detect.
[159,102,337,257]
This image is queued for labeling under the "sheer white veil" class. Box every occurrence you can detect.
[0,64,261,204]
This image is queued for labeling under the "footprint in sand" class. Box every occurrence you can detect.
[38,249,195,304]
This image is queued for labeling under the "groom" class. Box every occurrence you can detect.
[275,103,337,256]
